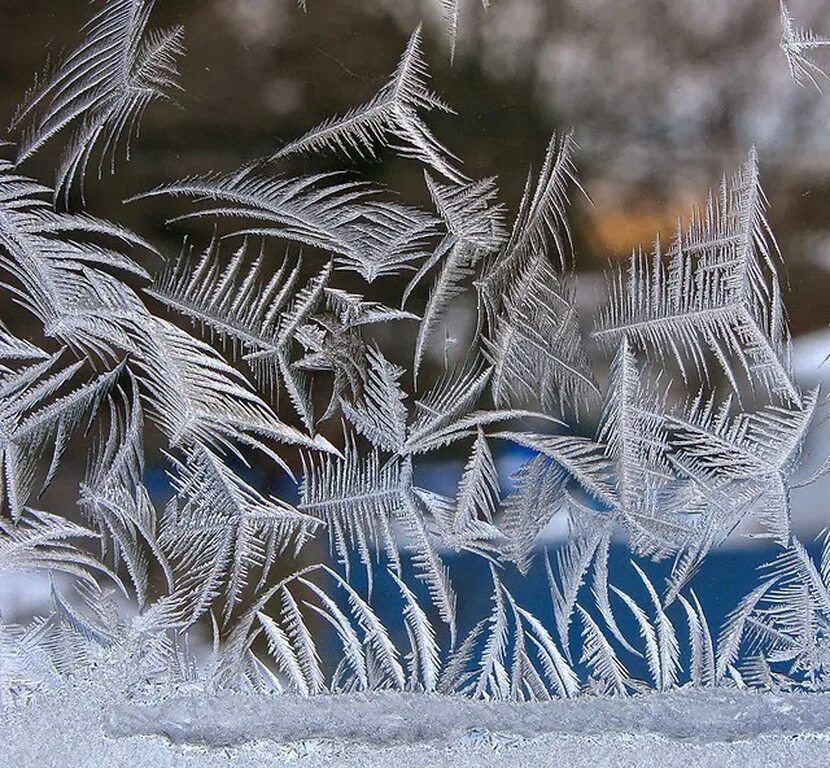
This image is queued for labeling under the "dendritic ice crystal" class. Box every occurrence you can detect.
[1,0,830,763]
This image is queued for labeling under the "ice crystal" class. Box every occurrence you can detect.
[0,0,827,719]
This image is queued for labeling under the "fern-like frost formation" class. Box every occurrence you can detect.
[1,1,830,744]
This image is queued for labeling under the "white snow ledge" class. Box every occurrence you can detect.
[105,689,830,746]
[9,688,830,768]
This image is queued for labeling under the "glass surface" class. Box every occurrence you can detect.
[1,2,830,764]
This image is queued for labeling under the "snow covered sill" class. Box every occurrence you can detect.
[105,688,830,747]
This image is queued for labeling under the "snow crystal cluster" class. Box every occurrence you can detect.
[1,0,830,744]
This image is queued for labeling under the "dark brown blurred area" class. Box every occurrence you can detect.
[0,0,827,335]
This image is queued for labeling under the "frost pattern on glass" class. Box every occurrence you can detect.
[0,0,829,721]
[780,1,830,89]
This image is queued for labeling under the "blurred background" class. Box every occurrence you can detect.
[0,0,829,645]
[2,0,829,271]
[1,0,827,362]
[2,0,829,282]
